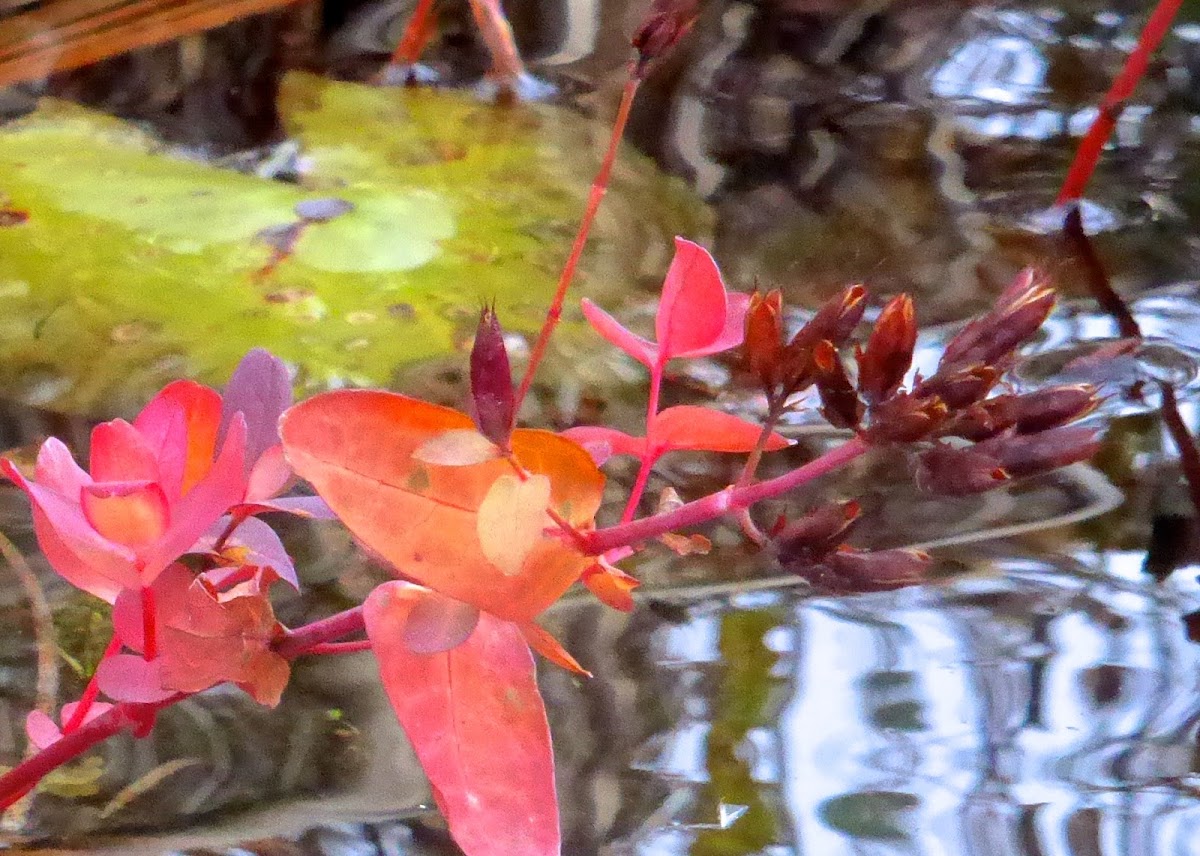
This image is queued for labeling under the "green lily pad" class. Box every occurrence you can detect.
[0,72,710,416]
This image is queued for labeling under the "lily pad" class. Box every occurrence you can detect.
[0,72,710,416]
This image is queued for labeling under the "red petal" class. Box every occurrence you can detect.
[365,582,560,856]
[655,238,728,360]
[90,419,159,484]
[95,654,174,703]
[653,405,791,454]
[560,426,644,465]
[519,622,590,676]
[81,481,170,548]
[581,299,656,366]
[134,380,223,499]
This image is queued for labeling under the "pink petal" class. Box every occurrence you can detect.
[673,290,751,359]
[560,426,645,465]
[25,710,61,750]
[245,444,292,501]
[81,481,170,548]
[580,299,657,366]
[240,495,337,519]
[2,459,137,601]
[655,238,728,360]
[95,654,174,703]
[140,414,247,584]
[89,419,159,484]
[653,405,792,453]
[219,348,292,473]
[194,515,298,590]
[33,438,92,497]
[404,590,480,654]
[134,380,223,500]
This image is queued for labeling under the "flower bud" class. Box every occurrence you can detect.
[744,289,785,392]
[866,392,947,443]
[813,340,863,429]
[470,306,515,448]
[856,294,917,403]
[783,284,867,392]
[941,269,1055,369]
[915,364,1000,409]
[827,546,930,591]
[776,500,860,565]
[915,444,1009,496]
[632,0,700,78]
[974,425,1101,478]
[1008,384,1099,434]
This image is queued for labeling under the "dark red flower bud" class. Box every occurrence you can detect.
[866,392,947,443]
[470,306,515,448]
[744,289,785,393]
[915,364,1000,409]
[915,444,1009,496]
[941,269,1055,369]
[827,546,930,591]
[776,500,860,565]
[1007,384,1099,434]
[632,0,700,78]
[782,284,867,392]
[974,425,1101,478]
[856,294,917,403]
[813,340,863,429]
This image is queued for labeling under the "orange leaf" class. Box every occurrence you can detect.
[477,473,552,576]
[581,560,639,612]
[519,621,590,676]
[280,391,604,622]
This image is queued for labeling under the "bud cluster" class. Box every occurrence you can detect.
[773,501,930,593]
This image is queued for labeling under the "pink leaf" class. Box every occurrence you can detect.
[404,590,481,654]
[24,710,60,750]
[365,582,560,856]
[34,438,92,497]
[220,348,292,472]
[560,426,644,465]
[195,516,298,589]
[96,654,174,703]
[675,290,751,358]
[655,238,728,360]
[580,299,657,366]
[245,444,292,502]
[653,405,791,454]
[133,380,223,499]
[233,495,337,519]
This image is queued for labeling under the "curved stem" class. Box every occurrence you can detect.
[514,74,641,412]
[585,436,870,555]
[620,360,665,523]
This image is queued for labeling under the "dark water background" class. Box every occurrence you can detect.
[5,1,1200,854]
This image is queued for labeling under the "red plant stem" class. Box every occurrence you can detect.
[305,639,374,656]
[585,435,870,555]
[513,74,641,413]
[273,605,366,660]
[61,635,123,734]
[1056,0,1182,204]
[0,604,370,810]
[620,358,665,522]
[140,586,157,661]
[211,511,249,554]
[0,696,181,811]
[391,0,436,65]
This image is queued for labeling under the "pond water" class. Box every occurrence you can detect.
[3,1,1200,854]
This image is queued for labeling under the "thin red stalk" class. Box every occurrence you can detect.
[211,511,249,554]
[140,585,157,661]
[62,634,123,734]
[620,359,665,522]
[733,402,786,545]
[391,0,436,65]
[585,435,869,554]
[513,75,641,412]
[274,605,366,660]
[1056,0,1183,204]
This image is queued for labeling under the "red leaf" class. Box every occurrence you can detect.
[656,238,728,360]
[560,426,644,465]
[365,582,560,856]
[580,299,657,366]
[653,405,791,454]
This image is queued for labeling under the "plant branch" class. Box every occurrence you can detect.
[585,435,869,554]
[513,74,641,412]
